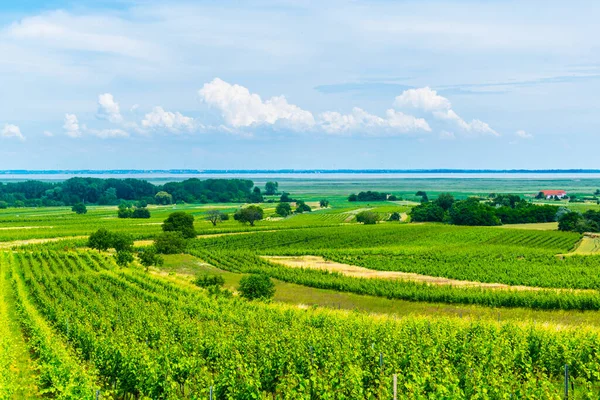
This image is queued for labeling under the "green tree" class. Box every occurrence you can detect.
[295,201,312,213]
[138,246,164,270]
[249,187,264,203]
[434,193,455,211]
[154,231,188,254]
[238,274,275,301]
[132,207,151,219]
[0,201,7,209]
[234,205,264,226]
[319,199,330,208]
[88,228,114,251]
[448,198,501,226]
[115,251,134,267]
[112,233,134,252]
[264,181,279,195]
[389,212,401,221]
[162,211,197,238]
[558,212,583,232]
[275,202,292,217]
[356,211,381,225]
[280,192,292,202]
[205,209,225,226]
[72,202,87,214]
[410,202,445,222]
[155,191,173,205]
[117,202,133,218]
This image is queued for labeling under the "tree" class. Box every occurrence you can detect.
[249,187,264,203]
[319,199,330,208]
[410,202,445,222]
[280,192,292,202]
[115,251,134,267]
[558,212,583,232]
[118,202,133,218]
[234,205,264,226]
[132,207,151,219]
[205,209,225,226]
[138,246,164,270]
[275,202,292,217]
[535,191,545,199]
[112,233,134,252]
[155,191,173,205]
[238,274,275,301]
[448,198,500,226]
[72,202,87,214]
[162,211,196,238]
[154,231,188,254]
[264,181,279,195]
[88,228,114,251]
[356,211,381,225]
[0,201,7,209]
[295,201,312,213]
[389,212,401,221]
[194,274,225,288]
[595,189,600,196]
[434,193,455,211]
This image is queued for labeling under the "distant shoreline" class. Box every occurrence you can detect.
[2,169,600,175]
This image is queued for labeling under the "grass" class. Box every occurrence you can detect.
[158,253,600,329]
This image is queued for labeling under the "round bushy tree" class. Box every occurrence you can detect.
[238,274,275,301]
[162,211,197,238]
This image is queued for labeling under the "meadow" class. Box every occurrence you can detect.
[2,176,600,398]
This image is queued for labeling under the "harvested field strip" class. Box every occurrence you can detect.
[263,255,596,293]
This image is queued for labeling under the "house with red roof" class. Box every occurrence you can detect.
[540,190,567,199]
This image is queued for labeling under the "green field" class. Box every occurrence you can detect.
[2,178,600,398]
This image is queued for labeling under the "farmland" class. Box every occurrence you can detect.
[2,175,600,398]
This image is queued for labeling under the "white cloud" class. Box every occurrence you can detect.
[394,87,499,137]
[43,130,53,137]
[393,87,451,111]
[63,113,81,138]
[516,129,533,139]
[1,124,25,140]
[319,107,430,135]
[141,106,195,133]
[96,93,123,123]
[89,128,129,139]
[199,78,315,130]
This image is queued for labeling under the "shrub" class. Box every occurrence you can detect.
[295,201,312,213]
[276,202,292,217]
[163,211,197,238]
[132,207,151,219]
[138,247,164,269]
[194,274,225,288]
[115,251,134,267]
[72,203,87,214]
[234,205,264,226]
[356,211,380,225]
[238,274,275,301]
[389,212,401,221]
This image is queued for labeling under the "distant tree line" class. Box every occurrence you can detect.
[348,191,399,202]
[0,177,264,207]
[558,210,600,233]
[410,192,559,226]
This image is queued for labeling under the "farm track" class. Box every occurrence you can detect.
[263,255,598,293]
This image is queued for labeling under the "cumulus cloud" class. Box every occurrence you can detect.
[319,107,430,135]
[96,93,123,123]
[1,124,25,140]
[516,129,533,139]
[141,106,195,132]
[199,78,315,130]
[394,87,499,137]
[63,113,81,138]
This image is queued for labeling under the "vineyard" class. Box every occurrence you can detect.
[3,248,600,398]
[3,203,600,398]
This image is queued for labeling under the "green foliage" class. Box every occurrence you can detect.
[388,212,401,221]
[348,191,388,202]
[154,231,188,254]
[138,246,164,268]
[264,181,279,195]
[162,211,197,238]
[319,199,330,208]
[558,211,600,233]
[71,202,87,214]
[275,202,292,217]
[295,201,312,213]
[279,192,292,202]
[115,250,134,266]
[238,274,275,301]
[248,187,264,203]
[154,191,173,205]
[449,198,501,226]
[88,228,133,252]
[356,211,380,225]
[194,274,225,288]
[118,202,151,219]
[433,193,455,211]
[205,209,226,226]
[410,202,445,222]
[132,207,151,219]
[234,205,264,226]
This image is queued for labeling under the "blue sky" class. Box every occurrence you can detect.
[0,0,599,169]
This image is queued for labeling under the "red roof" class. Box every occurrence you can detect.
[541,190,567,195]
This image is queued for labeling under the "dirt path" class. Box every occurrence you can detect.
[263,255,593,292]
[568,234,600,255]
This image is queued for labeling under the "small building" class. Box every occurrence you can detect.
[540,190,567,199]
